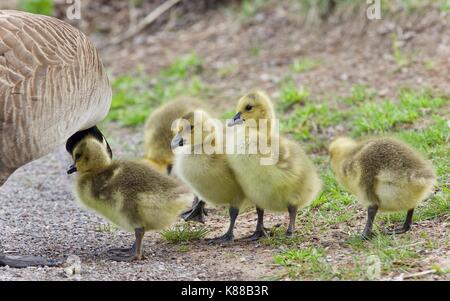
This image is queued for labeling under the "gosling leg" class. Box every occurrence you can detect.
[206,207,239,244]
[242,207,269,241]
[181,196,207,223]
[286,205,298,237]
[361,205,378,240]
[107,227,145,261]
[383,209,414,235]
[0,253,62,268]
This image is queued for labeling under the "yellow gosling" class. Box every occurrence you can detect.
[69,136,190,261]
[172,110,246,244]
[227,91,322,240]
[329,136,436,239]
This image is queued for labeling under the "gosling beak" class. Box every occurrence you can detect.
[171,134,185,150]
[228,112,244,127]
[67,164,77,174]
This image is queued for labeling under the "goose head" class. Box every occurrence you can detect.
[66,126,112,174]
[68,136,112,175]
[328,137,357,170]
[171,110,213,151]
[228,91,275,129]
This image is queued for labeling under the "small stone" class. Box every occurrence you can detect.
[63,255,82,277]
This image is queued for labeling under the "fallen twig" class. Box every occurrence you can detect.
[104,0,182,47]
[402,269,436,279]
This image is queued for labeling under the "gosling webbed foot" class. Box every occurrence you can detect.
[205,207,239,245]
[360,231,376,241]
[241,229,269,241]
[181,197,207,223]
[205,232,234,245]
[285,229,295,237]
[107,247,134,256]
[383,209,414,236]
[107,250,142,262]
[107,227,145,262]
[0,254,63,268]
[106,245,144,262]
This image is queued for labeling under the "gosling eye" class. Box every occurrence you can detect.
[245,104,253,111]
[74,153,81,161]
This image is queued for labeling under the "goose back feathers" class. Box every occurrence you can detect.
[0,10,111,185]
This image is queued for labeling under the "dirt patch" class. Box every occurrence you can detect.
[98,3,450,109]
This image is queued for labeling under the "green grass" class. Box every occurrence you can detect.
[216,63,238,78]
[442,0,450,12]
[236,0,270,20]
[278,79,310,111]
[271,85,449,280]
[275,234,435,280]
[107,53,208,126]
[342,84,377,105]
[391,33,410,68]
[274,247,334,280]
[261,226,306,247]
[423,59,436,70]
[222,110,237,119]
[19,0,54,16]
[250,45,262,57]
[350,90,446,136]
[291,58,319,73]
[160,223,209,244]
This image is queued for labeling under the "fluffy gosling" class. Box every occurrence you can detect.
[68,136,190,261]
[143,97,208,223]
[227,91,322,240]
[171,110,246,244]
[143,97,204,174]
[329,136,436,239]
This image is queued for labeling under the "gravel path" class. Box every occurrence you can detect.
[0,148,198,280]
[0,132,281,281]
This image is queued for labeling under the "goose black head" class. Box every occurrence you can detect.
[65,126,112,174]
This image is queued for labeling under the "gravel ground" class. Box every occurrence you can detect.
[1,129,446,281]
[0,131,282,281]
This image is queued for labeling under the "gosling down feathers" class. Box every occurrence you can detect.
[68,136,191,261]
[172,110,246,244]
[143,97,208,223]
[143,97,204,174]
[329,136,436,239]
[0,11,111,268]
[228,91,322,240]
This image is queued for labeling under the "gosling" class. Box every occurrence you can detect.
[328,136,436,239]
[227,91,322,240]
[143,97,204,174]
[67,135,190,261]
[143,97,208,223]
[171,110,246,244]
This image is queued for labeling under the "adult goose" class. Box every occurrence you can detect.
[0,10,112,268]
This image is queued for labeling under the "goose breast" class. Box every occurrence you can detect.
[0,10,111,184]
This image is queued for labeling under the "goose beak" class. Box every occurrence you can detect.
[67,164,77,174]
[171,134,185,150]
[228,112,244,127]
